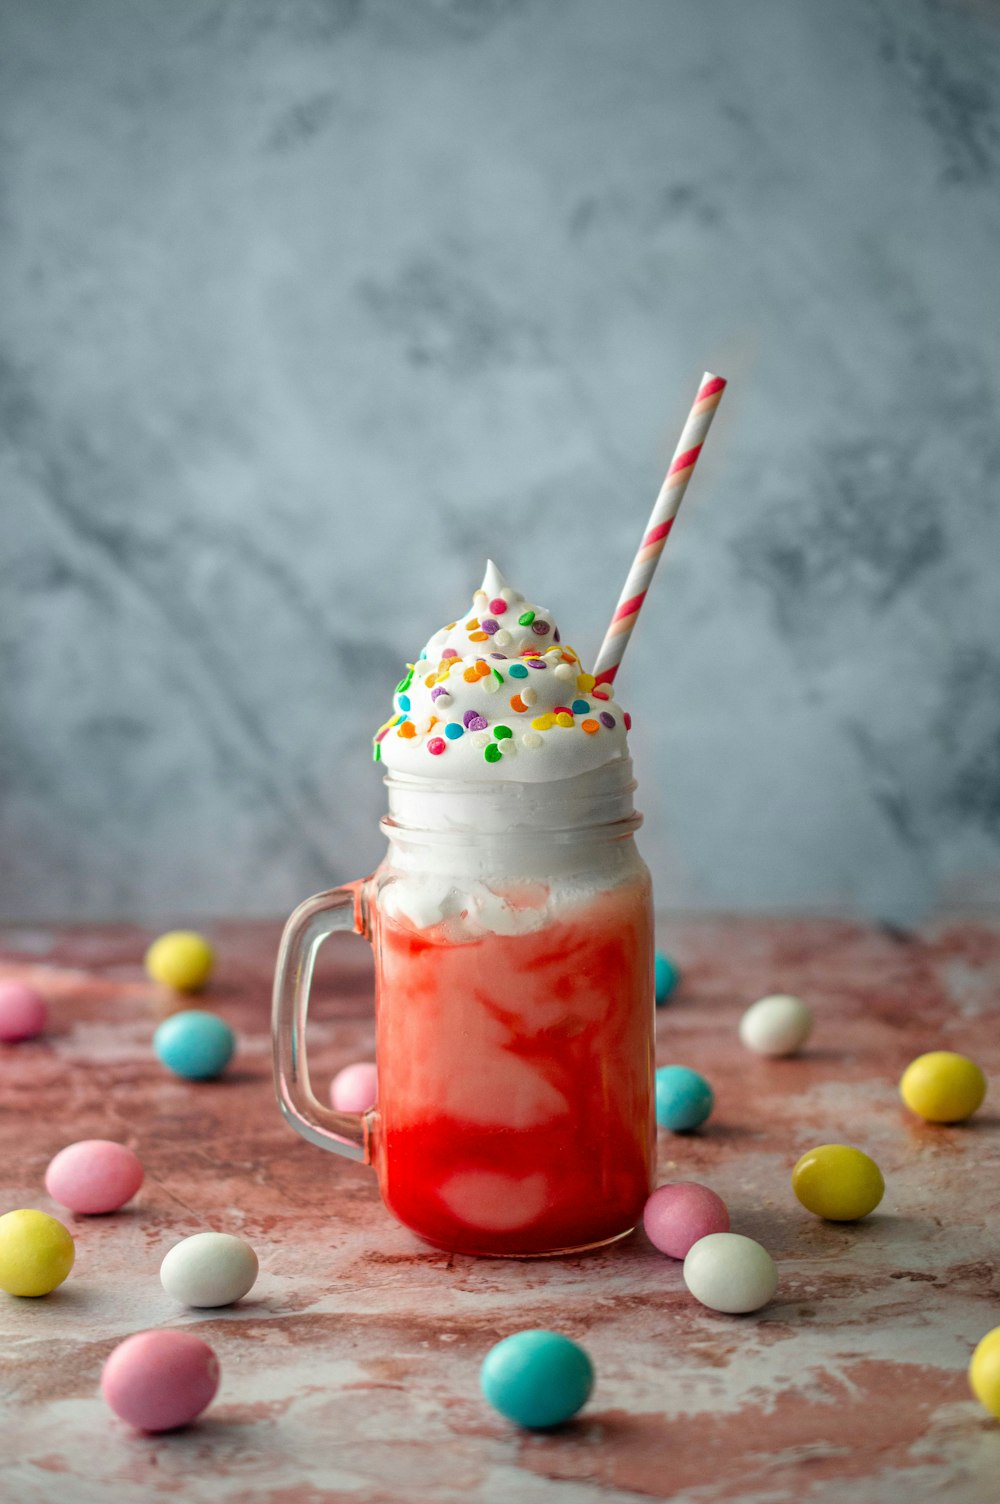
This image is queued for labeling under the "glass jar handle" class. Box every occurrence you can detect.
[272,882,374,1164]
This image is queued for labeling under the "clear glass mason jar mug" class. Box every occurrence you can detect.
[272,759,656,1257]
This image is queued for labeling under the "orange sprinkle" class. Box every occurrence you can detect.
[475,660,490,679]
[469,631,489,642]
[397,721,417,739]
[424,674,436,687]
[510,694,527,712]
[465,619,478,630]
[463,667,480,683]
[581,719,600,734]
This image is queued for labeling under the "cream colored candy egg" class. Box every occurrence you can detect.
[160,1231,259,1308]
[739,994,814,1057]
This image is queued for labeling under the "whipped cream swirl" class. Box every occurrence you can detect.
[374,563,631,782]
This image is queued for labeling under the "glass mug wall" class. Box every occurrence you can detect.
[272,760,656,1257]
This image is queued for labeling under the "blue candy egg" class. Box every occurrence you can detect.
[154,1010,235,1081]
[654,951,679,1006]
[481,1330,593,1429]
[655,1065,713,1131]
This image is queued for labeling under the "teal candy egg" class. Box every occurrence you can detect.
[654,951,679,1006]
[481,1330,593,1429]
[154,1010,235,1081]
[655,1065,713,1131]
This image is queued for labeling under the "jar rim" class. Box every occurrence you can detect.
[379,758,641,841]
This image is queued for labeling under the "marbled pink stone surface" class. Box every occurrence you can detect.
[1,916,999,1503]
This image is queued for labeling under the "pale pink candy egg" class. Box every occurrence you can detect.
[643,1181,730,1259]
[330,1061,378,1113]
[0,982,48,1042]
[102,1330,220,1432]
[45,1140,144,1215]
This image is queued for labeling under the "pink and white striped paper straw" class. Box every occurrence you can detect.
[593,371,726,686]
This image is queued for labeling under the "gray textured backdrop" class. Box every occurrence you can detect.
[2,0,999,925]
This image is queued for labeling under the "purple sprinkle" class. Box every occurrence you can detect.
[553,628,561,642]
[431,686,448,701]
[489,652,507,660]
[481,618,499,635]
[526,658,546,669]
[531,620,550,635]
[466,713,489,732]
[599,712,616,729]
[462,710,479,728]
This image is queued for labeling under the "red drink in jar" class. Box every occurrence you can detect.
[273,566,655,1256]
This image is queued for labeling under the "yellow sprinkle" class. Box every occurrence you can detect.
[576,673,596,693]
[555,712,574,728]
[531,714,556,731]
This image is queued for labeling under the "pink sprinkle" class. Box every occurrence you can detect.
[427,737,446,755]
[441,648,458,659]
[489,598,507,615]
[554,706,573,716]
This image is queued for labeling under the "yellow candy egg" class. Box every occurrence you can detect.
[0,1209,75,1296]
[970,1326,1000,1420]
[791,1144,885,1221]
[900,1051,987,1124]
[145,931,215,993]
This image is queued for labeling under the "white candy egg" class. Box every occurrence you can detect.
[739,993,814,1057]
[683,1232,778,1313]
[160,1231,259,1308]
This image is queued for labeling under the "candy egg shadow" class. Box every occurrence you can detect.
[661,1120,755,1142]
[121,1412,248,1441]
[66,1205,144,1221]
[743,1046,842,1064]
[900,1111,999,1134]
[511,1415,593,1440]
[9,1282,90,1309]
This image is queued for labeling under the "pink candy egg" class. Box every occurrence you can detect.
[0,981,48,1042]
[102,1330,220,1432]
[643,1181,730,1259]
[45,1140,144,1215]
[330,1061,378,1113]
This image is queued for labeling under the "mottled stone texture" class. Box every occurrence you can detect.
[1,1,999,924]
[1,915,1000,1502]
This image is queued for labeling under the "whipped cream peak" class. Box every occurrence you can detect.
[374,563,631,782]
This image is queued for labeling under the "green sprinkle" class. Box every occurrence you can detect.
[491,668,504,684]
[484,743,503,763]
[494,725,513,740]
[395,667,414,694]
[372,742,382,762]
[518,610,535,626]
